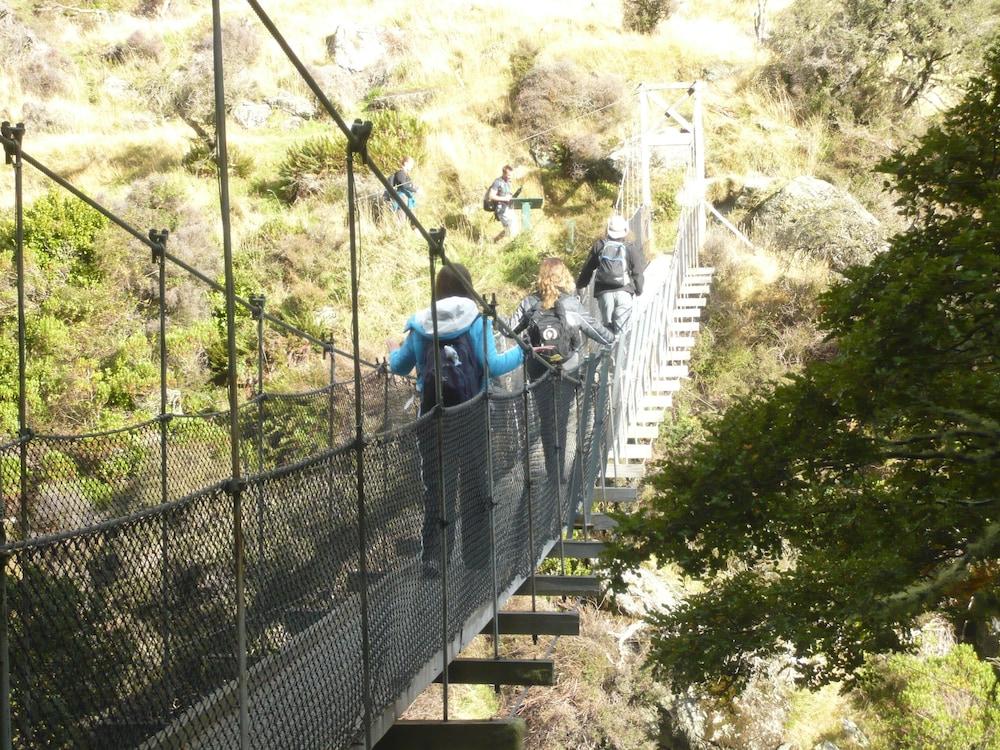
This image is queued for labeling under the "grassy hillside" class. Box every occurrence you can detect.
[1,0,786,434]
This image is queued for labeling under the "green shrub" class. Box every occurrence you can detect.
[39,451,78,481]
[765,0,995,122]
[18,191,107,283]
[79,477,115,510]
[622,0,677,34]
[366,108,428,175]
[275,135,346,202]
[857,645,1000,749]
[182,140,256,179]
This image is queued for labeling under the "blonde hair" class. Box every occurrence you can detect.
[538,257,574,309]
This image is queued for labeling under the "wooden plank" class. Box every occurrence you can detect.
[679,284,711,295]
[689,266,715,274]
[663,350,692,361]
[617,443,652,460]
[633,408,666,423]
[668,335,696,348]
[592,486,637,503]
[627,425,660,440]
[605,462,645,479]
[480,611,580,637]
[547,540,607,559]
[672,308,702,319]
[671,321,700,333]
[436,659,554,686]
[575,512,619,532]
[674,298,708,308]
[647,383,679,396]
[514,574,601,596]
[376,719,526,750]
[658,365,689,378]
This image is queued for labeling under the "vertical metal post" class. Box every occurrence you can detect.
[1,120,23,750]
[639,85,652,214]
[692,81,706,262]
[552,371,566,576]
[327,343,337,450]
[249,295,266,570]
[424,227,451,721]
[573,364,593,541]
[250,295,266,472]
[520,360,537,626]
[480,304,500,665]
[209,5,248,745]
[0,542,8,750]
[151,228,172,677]
[5,123,28,539]
[346,120,374,750]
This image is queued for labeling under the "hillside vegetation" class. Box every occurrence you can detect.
[0,0,773,436]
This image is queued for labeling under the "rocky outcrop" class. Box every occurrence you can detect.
[325,23,386,72]
[743,176,883,271]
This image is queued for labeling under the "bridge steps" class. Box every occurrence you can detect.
[574,512,619,532]
[592,486,638,503]
[479,611,581,637]
[604,265,713,489]
[374,719,526,750]
[514,575,602,596]
[627,425,659,440]
[547,540,606,559]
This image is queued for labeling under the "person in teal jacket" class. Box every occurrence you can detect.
[388,263,523,576]
[388,265,523,404]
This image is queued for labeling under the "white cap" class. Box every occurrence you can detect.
[607,214,628,239]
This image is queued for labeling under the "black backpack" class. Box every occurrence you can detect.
[419,332,483,413]
[528,308,572,366]
[595,240,628,288]
[482,186,494,212]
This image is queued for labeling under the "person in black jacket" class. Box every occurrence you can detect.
[575,214,645,334]
[511,257,615,481]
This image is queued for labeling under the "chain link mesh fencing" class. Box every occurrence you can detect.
[2,349,620,750]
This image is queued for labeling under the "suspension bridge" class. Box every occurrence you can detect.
[0,3,711,748]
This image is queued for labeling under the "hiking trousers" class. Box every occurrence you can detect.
[597,290,633,334]
[417,404,490,571]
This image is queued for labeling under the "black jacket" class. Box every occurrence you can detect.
[510,292,615,378]
[575,237,645,296]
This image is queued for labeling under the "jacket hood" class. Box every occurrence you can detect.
[409,296,480,338]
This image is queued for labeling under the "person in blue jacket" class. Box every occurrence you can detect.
[388,263,523,576]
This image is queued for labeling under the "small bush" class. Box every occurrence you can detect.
[622,0,677,34]
[513,60,624,167]
[856,645,1000,750]
[276,109,426,203]
[366,108,428,175]
[275,135,345,202]
[182,140,255,179]
[103,30,164,65]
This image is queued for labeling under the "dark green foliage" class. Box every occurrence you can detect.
[610,40,1000,693]
[0,193,158,435]
[857,645,1000,749]
[767,0,999,122]
[276,110,427,203]
[622,0,677,34]
[181,140,255,179]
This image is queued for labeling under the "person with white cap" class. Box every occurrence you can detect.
[575,214,645,334]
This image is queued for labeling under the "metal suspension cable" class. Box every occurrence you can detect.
[240,0,579,386]
[0,133,378,369]
[209,2,249,745]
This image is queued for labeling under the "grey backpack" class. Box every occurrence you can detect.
[595,240,628,287]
